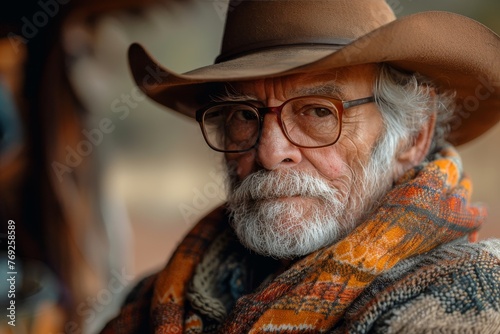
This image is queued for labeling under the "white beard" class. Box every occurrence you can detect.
[227,139,397,259]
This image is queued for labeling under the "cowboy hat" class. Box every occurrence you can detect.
[128,0,500,145]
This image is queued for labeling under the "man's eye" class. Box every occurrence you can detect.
[205,110,222,121]
[303,107,334,118]
[233,109,258,121]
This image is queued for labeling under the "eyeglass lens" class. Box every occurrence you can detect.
[202,97,341,152]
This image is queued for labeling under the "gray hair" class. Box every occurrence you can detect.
[348,65,457,216]
[373,63,456,159]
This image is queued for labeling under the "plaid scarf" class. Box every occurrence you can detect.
[101,146,491,333]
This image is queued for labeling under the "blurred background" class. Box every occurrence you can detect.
[0,0,499,333]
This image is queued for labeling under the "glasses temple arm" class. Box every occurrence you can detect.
[343,96,375,109]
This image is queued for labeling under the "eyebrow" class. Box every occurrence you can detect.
[296,84,345,99]
[209,82,346,103]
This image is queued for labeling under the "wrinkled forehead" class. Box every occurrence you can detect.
[215,64,379,101]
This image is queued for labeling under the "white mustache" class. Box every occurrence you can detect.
[230,169,339,202]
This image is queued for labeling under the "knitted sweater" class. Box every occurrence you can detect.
[336,239,500,333]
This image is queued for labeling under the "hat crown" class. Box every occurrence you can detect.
[218,0,397,62]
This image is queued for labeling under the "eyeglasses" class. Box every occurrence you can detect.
[195,95,375,153]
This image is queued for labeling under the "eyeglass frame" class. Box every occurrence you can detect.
[195,95,375,153]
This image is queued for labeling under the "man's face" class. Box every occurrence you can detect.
[225,64,397,259]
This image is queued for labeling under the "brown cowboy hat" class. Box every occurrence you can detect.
[128,0,500,145]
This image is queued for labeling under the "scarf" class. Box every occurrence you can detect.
[101,146,489,333]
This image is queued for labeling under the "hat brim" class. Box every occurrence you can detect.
[129,11,500,146]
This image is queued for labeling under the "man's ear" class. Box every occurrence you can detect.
[396,112,436,171]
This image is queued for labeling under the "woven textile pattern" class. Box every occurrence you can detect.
[101,146,499,333]
[336,239,500,333]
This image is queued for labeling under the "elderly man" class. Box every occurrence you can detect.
[102,0,500,332]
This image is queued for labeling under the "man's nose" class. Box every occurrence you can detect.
[255,113,302,170]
